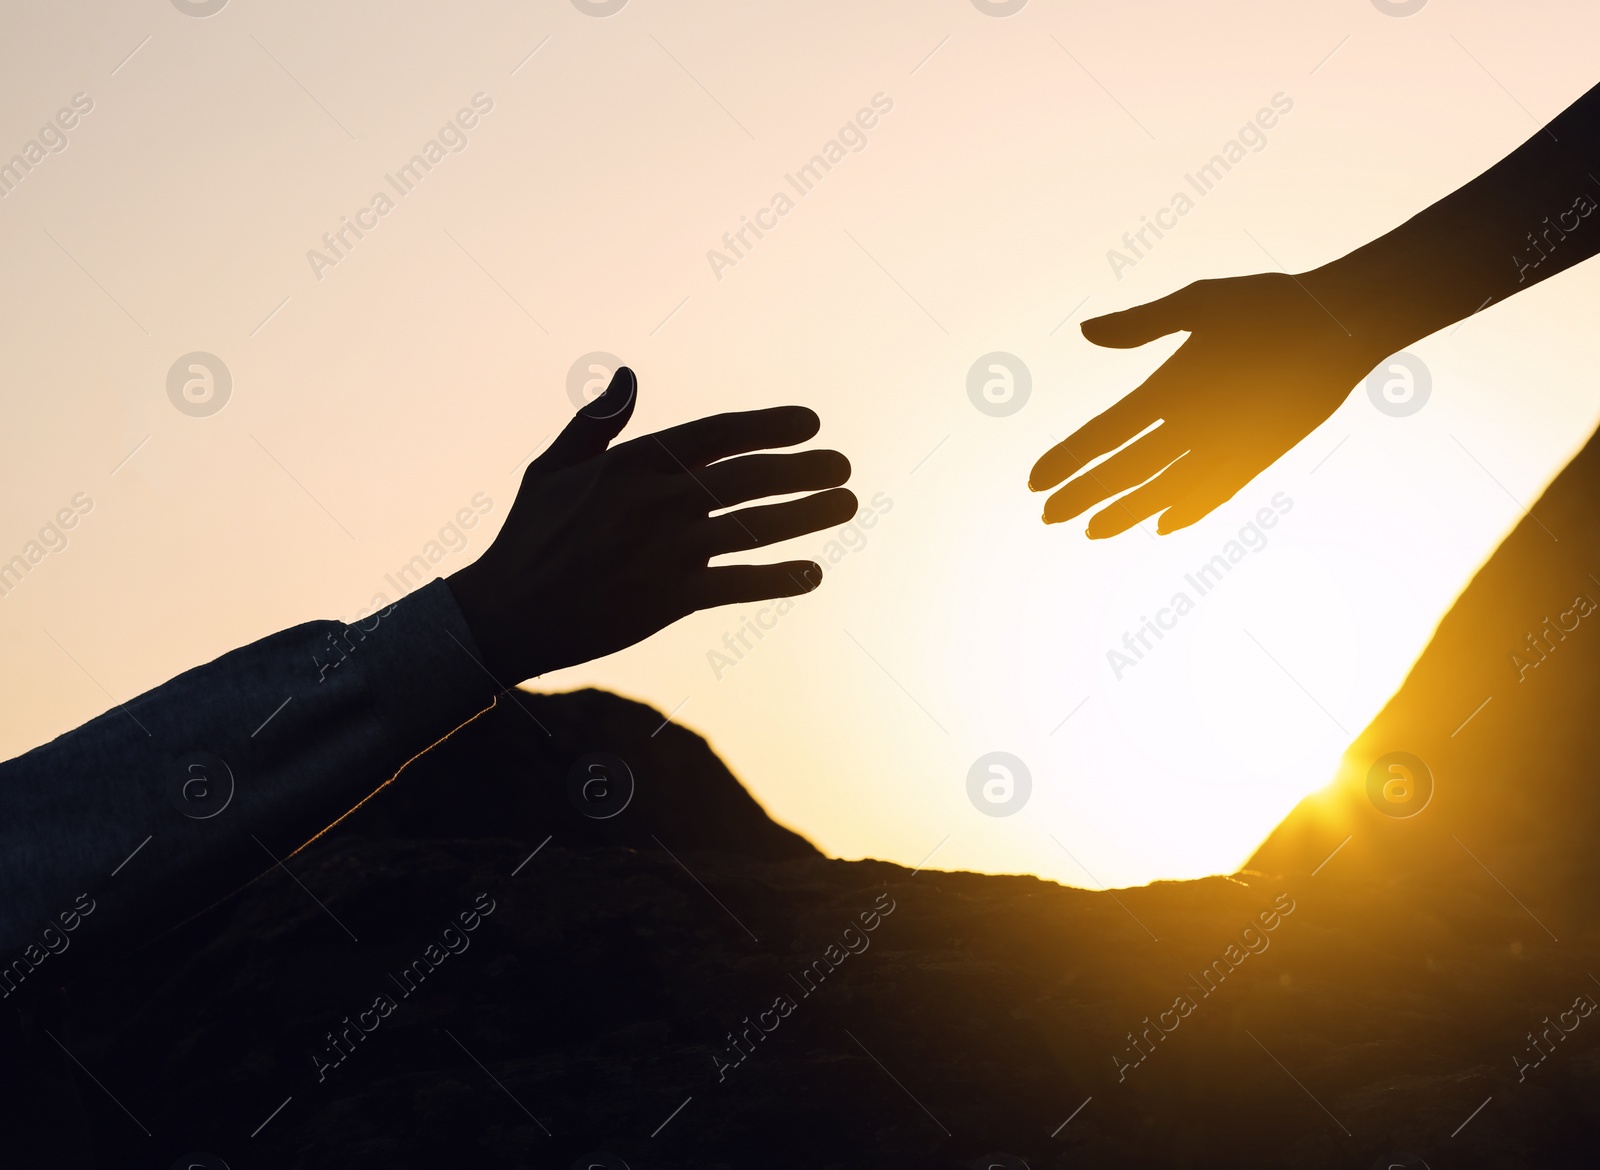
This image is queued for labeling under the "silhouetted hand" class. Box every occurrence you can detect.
[1029,272,1387,537]
[448,367,854,683]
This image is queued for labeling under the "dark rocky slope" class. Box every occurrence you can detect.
[24,426,1600,1169]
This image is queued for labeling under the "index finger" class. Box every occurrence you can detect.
[1029,382,1162,492]
[633,406,822,469]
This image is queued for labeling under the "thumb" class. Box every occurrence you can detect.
[1081,284,1201,348]
[532,366,638,473]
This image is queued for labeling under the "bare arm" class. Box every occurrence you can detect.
[1311,80,1600,349]
[1032,81,1600,536]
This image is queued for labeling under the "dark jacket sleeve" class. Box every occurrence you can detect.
[0,578,497,966]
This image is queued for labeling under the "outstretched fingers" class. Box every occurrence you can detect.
[1041,427,1188,525]
[704,489,858,555]
[1081,458,1195,539]
[694,561,824,609]
[1032,289,1214,496]
[1030,389,1161,492]
[1081,450,1262,537]
[1150,462,1259,534]
[641,406,822,470]
[700,449,851,507]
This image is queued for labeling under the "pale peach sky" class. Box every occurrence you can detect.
[4,0,1599,888]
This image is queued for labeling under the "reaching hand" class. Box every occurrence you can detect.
[448,367,855,684]
[1029,272,1388,537]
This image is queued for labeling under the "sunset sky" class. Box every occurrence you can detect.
[4,0,1599,890]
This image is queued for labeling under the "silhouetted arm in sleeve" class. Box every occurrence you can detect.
[1031,80,1600,537]
[0,368,856,964]
[0,579,496,966]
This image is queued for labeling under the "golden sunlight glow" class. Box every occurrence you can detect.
[4,1,1599,891]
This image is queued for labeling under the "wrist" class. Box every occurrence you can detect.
[444,563,521,689]
[1298,250,1433,363]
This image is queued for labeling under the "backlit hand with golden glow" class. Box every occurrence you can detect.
[1032,79,1600,538]
[1028,272,1381,537]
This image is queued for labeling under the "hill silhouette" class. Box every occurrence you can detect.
[20,428,1600,1168]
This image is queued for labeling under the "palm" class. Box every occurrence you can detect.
[1031,272,1383,537]
[450,368,855,684]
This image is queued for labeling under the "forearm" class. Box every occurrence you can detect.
[1308,80,1600,353]
[0,578,495,966]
